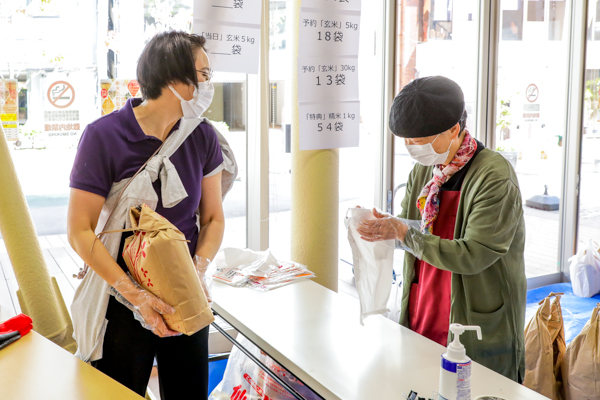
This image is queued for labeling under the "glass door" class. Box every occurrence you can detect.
[576,1,600,252]
[392,0,481,216]
[494,0,571,278]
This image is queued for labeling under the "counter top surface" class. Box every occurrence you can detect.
[213,279,547,400]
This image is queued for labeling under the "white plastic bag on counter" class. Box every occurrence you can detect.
[345,208,395,325]
[569,240,600,298]
[213,248,278,287]
[209,335,321,400]
[212,248,316,291]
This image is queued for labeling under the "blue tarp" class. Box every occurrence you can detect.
[526,282,600,344]
[208,358,228,394]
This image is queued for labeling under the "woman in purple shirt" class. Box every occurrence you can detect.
[67,31,224,399]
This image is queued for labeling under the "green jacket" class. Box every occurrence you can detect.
[398,148,526,382]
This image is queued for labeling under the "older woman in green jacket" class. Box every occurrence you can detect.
[358,76,526,382]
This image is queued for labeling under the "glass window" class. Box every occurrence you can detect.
[337,2,388,294]
[495,0,571,278]
[0,0,247,249]
[268,0,292,261]
[1,0,98,237]
[577,0,600,250]
[211,75,248,249]
[392,1,480,219]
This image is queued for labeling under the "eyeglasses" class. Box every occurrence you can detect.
[197,69,213,83]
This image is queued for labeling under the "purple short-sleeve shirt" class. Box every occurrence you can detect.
[70,98,223,255]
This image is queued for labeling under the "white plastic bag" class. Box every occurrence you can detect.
[382,277,402,323]
[209,335,321,400]
[212,248,315,291]
[345,208,395,325]
[569,240,600,298]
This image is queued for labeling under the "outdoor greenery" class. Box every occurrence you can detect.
[18,126,45,149]
[496,145,516,152]
[496,99,512,133]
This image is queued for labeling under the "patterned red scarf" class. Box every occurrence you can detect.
[416,130,477,234]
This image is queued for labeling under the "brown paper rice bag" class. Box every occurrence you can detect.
[562,303,600,400]
[524,292,566,400]
[122,204,214,335]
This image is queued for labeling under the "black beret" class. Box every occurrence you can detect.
[389,76,465,138]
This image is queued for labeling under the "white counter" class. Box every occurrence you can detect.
[212,280,548,400]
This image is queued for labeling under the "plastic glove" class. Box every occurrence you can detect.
[356,209,426,259]
[109,274,181,338]
[356,208,409,243]
[193,255,217,304]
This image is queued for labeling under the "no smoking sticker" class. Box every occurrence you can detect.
[526,84,539,103]
[47,81,75,109]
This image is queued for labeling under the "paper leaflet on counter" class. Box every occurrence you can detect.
[212,248,316,291]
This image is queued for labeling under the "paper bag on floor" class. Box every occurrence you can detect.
[523,292,566,400]
[562,303,600,400]
[122,204,214,335]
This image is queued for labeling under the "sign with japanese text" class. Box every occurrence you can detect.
[43,74,82,139]
[298,56,359,103]
[298,10,361,58]
[523,103,541,122]
[193,0,262,74]
[298,0,361,150]
[301,0,361,11]
[0,80,19,140]
[194,0,261,25]
[193,21,260,74]
[299,101,360,150]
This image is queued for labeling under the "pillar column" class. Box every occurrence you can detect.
[0,125,76,353]
[290,0,339,292]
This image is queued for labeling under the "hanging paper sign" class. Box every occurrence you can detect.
[193,21,260,74]
[298,0,361,150]
[298,9,361,58]
[298,56,359,103]
[194,0,261,25]
[301,0,361,12]
[299,101,360,151]
[193,0,262,75]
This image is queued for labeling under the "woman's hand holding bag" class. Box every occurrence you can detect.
[110,274,181,338]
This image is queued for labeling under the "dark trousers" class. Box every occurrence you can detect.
[91,295,210,399]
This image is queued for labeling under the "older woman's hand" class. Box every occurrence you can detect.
[357,208,408,242]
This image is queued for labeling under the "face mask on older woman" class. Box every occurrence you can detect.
[405,134,454,166]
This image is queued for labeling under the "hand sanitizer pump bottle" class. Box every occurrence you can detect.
[438,324,482,400]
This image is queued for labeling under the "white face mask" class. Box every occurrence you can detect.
[405,134,454,166]
[169,81,214,119]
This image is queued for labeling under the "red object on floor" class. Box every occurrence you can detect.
[0,313,33,336]
[408,191,460,347]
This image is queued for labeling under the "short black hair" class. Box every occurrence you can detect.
[137,31,207,100]
[458,110,467,134]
